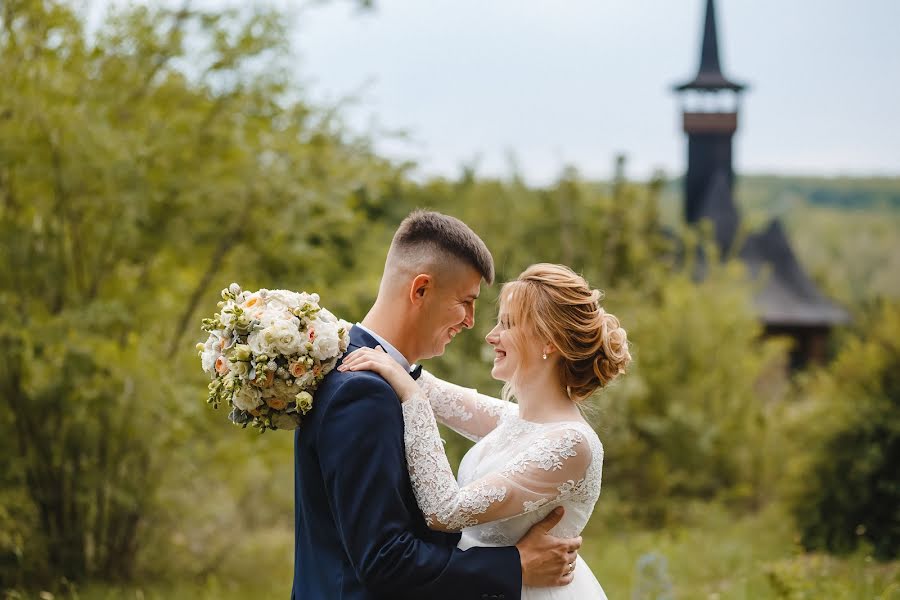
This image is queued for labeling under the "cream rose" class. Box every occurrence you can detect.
[271,412,301,430]
[295,391,314,415]
[232,385,262,412]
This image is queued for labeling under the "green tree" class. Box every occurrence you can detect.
[788,301,900,560]
[0,0,393,584]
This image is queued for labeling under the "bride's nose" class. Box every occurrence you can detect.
[485,325,499,345]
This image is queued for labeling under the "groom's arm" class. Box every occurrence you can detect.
[316,374,522,599]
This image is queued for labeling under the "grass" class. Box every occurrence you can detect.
[581,500,898,599]
[5,502,898,599]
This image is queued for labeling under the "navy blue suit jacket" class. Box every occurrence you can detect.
[291,326,522,599]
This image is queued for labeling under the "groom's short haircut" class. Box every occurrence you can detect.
[388,210,495,285]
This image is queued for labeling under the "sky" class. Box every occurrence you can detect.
[289,0,900,184]
[94,0,900,184]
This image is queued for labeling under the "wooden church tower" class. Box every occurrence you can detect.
[674,0,745,253]
[673,0,849,369]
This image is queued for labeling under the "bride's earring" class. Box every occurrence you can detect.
[542,353,547,360]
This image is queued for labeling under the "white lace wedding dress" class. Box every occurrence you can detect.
[403,371,609,600]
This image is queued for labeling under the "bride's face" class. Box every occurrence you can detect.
[485,302,541,383]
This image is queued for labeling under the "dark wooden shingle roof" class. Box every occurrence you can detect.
[739,220,851,326]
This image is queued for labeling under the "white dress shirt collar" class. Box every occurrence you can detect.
[354,322,413,373]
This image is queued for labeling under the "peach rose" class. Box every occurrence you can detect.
[214,356,230,375]
[243,295,262,310]
[266,396,288,410]
[289,360,307,378]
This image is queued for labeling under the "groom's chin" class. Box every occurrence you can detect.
[421,345,448,361]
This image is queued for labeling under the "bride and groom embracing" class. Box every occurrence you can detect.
[291,210,631,599]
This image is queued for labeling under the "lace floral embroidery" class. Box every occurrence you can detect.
[402,387,604,535]
[437,481,507,530]
[418,372,473,422]
[415,370,516,442]
[501,429,583,476]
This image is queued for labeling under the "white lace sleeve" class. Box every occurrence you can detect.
[402,390,595,532]
[416,369,515,442]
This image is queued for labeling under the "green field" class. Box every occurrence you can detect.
[5,501,898,600]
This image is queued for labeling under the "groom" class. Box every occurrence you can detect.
[292,210,582,599]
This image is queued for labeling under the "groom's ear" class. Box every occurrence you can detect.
[409,274,432,305]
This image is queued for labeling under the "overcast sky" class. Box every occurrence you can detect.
[92,0,900,184]
[289,0,900,184]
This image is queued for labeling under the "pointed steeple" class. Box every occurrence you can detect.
[675,0,745,91]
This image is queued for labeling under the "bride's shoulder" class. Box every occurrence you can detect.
[546,420,604,455]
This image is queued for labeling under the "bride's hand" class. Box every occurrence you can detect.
[337,346,419,402]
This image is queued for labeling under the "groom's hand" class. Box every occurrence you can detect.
[515,507,582,587]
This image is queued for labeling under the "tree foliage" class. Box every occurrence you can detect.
[0,0,394,584]
[788,301,900,560]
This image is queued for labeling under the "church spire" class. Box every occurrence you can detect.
[675,0,745,92]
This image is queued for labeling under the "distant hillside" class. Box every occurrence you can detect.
[654,174,900,308]
[736,175,900,211]
[656,174,900,226]
[660,174,900,213]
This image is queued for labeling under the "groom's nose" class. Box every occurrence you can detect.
[463,305,475,329]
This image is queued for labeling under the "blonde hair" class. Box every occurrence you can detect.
[501,263,631,403]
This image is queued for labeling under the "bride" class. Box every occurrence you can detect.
[339,263,630,599]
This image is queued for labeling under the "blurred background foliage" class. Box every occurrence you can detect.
[1,1,898,598]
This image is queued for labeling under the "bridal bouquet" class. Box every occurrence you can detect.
[197,283,351,432]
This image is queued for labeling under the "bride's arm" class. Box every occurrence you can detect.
[337,347,514,441]
[401,390,598,533]
[416,369,515,441]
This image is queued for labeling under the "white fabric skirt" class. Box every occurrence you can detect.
[459,536,607,599]
[521,555,608,600]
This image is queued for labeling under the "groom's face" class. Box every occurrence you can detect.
[416,265,482,360]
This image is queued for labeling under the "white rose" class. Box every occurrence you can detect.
[317,307,337,323]
[232,385,262,411]
[310,321,340,360]
[200,333,222,373]
[269,320,305,356]
[219,305,235,328]
[247,329,275,356]
[254,307,283,328]
[266,290,302,311]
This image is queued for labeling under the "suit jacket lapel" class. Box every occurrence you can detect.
[346,325,379,353]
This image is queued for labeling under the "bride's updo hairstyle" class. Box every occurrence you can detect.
[502,264,631,402]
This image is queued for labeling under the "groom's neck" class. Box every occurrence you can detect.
[360,303,418,364]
